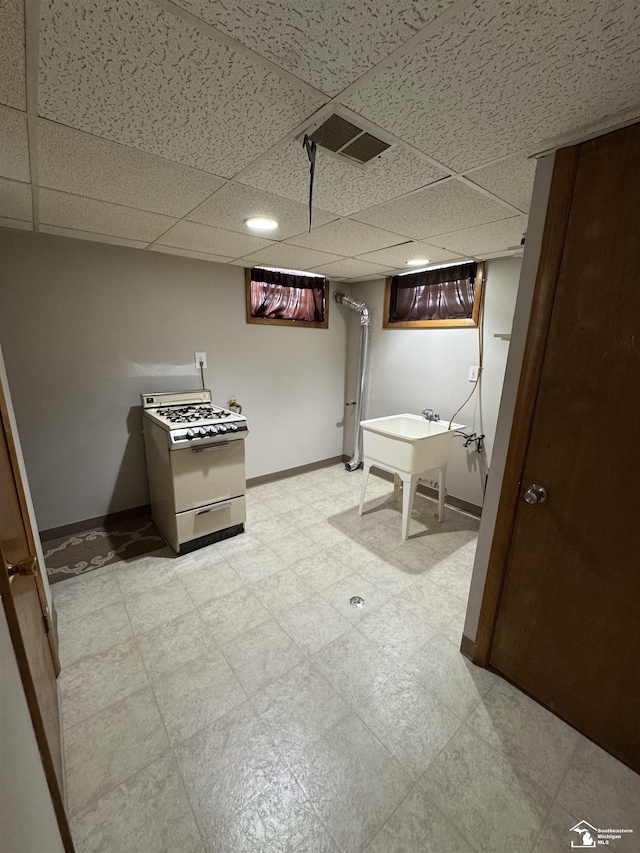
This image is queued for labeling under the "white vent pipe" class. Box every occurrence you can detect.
[334,291,370,471]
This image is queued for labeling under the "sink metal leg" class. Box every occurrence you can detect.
[393,472,402,503]
[359,463,371,515]
[401,474,418,540]
[437,466,446,522]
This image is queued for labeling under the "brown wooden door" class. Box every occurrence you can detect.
[488,124,640,772]
[0,375,74,850]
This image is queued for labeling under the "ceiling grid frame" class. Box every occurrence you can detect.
[4,0,640,276]
[14,0,535,243]
[24,0,40,231]
[149,0,328,102]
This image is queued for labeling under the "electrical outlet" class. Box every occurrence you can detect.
[195,351,207,369]
[469,365,480,382]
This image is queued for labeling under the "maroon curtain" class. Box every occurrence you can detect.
[250,268,325,322]
[389,263,477,322]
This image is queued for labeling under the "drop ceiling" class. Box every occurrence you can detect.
[2,0,640,279]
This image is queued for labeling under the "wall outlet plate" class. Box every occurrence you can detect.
[195,351,207,368]
[469,366,480,382]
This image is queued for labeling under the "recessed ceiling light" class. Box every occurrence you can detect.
[406,258,430,266]
[245,217,278,232]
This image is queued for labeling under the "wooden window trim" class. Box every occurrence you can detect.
[245,269,329,329]
[383,262,484,329]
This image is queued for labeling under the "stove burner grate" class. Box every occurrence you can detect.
[156,405,233,425]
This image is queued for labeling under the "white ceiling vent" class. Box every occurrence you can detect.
[305,113,392,166]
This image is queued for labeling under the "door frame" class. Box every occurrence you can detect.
[0,368,73,850]
[0,379,61,675]
[0,571,74,852]
[472,144,580,667]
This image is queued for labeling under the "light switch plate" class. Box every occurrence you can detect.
[469,366,479,382]
[195,351,207,368]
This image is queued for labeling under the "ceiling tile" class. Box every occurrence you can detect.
[39,189,176,242]
[0,217,32,231]
[351,179,514,240]
[38,121,226,217]
[172,0,458,96]
[39,225,149,249]
[286,218,402,255]
[149,245,233,264]
[347,0,640,171]
[466,157,537,213]
[237,143,324,207]
[311,148,448,217]
[0,0,26,109]
[432,216,528,256]
[155,221,271,257]
[0,178,32,222]
[39,0,326,178]
[239,243,343,272]
[238,140,448,216]
[356,240,462,270]
[188,182,337,239]
[307,257,391,279]
[0,105,30,182]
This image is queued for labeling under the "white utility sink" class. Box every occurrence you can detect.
[359,413,465,539]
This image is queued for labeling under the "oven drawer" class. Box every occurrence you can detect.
[171,439,245,512]
[176,496,246,545]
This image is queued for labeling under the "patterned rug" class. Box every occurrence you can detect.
[43,516,165,584]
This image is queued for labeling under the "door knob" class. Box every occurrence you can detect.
[6,556,38,580]
[524,484,547,504]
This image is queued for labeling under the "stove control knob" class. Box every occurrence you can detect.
[187,429,196,439]
[218,425,228,434]
[198,427,207,436]
[208,426,218,436]
[229,424,238,432]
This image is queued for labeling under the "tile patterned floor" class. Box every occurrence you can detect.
[53,465,640,853]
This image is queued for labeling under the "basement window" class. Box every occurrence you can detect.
[245,267,328,328]
[384,262,484,328]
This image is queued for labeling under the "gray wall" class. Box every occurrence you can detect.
[346,257,522,508]
[0,230,348,531]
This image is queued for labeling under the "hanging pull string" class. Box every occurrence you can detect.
[302,135,317,232]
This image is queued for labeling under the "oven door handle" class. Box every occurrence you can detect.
[191,442,231,453]
[196,501,233,515]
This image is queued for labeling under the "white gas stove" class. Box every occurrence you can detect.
[141,390,248,554]
[142,390,248,448]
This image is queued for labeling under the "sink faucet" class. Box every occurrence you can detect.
[422,408,440,421]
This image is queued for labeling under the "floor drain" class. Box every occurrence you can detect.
[350,596,365,608]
